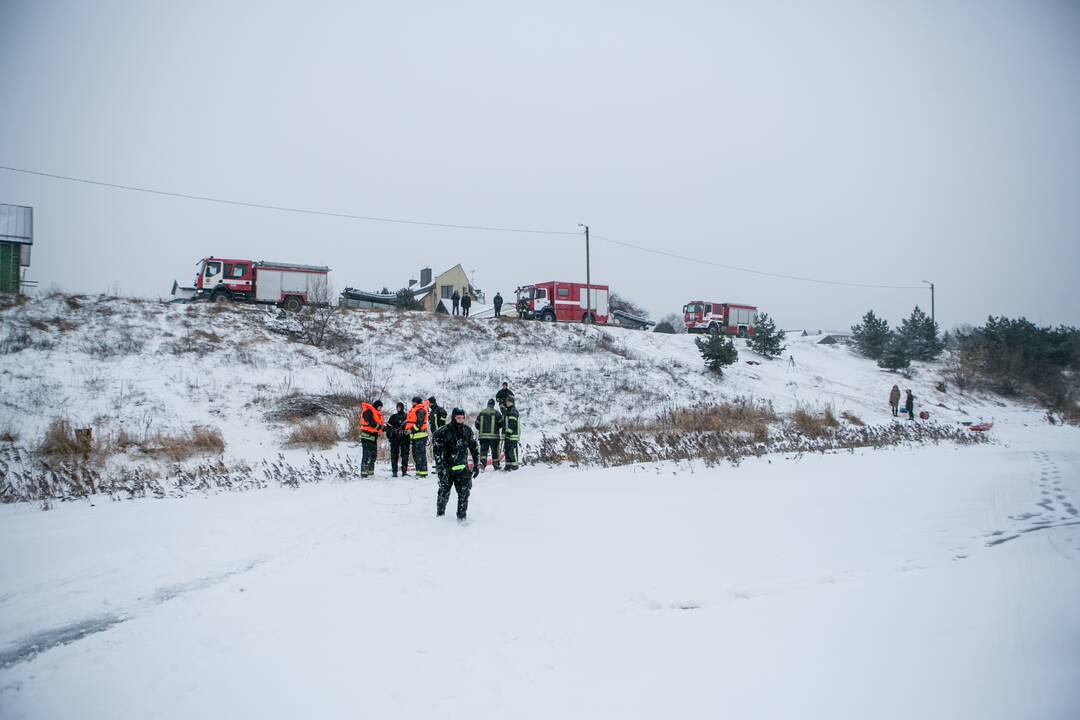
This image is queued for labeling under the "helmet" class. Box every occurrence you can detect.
[412,396,422,405]
[487,399,496,407]
[452,407,465,419]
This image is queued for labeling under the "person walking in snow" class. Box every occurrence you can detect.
[385,402,410,477]
[358,400,384,478]
[475,399,503,471]
[451,290,461,315]
[495,382,514,411]
[888,385,901,418]
[433,408,480,522]
[493,292,503,317]
[904,389,915,421]
[460,292,472,318]
[405,396,430,477]
[501,396,521,471]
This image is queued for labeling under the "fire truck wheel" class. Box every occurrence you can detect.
[540,310,556,322]
[211,290,231,303]
[283,296,303,312]
[708,323,720,335]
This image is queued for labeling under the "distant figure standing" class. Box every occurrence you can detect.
[460,292,472,318]
[493,292,503,317]
[385,402,409,477]
[451,290,461,315]
[889,385,901,418]
[904,389,915,421]
[496,382,514,411]
[517,297,528,319]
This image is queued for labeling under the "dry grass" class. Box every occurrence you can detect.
[1,426,21,443]
[34,418,224,461]
[36,419,91,457]
[635,398,777,435]
[146,426,225,460]
[284,417,342,448]
[791,405,840,438]
[840,411,866,427]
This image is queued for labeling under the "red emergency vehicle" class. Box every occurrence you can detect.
[683,301,758,336]
[516,281,610,324]
[172,257,330,311]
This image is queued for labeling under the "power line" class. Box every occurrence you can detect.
[3,163,923,289]
[0,164,580,236]
[591,234,924,290]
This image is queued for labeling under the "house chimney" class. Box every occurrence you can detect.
[420,267,432,286]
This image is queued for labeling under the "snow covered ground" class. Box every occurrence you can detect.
[1,414,1079,718]
[1,295,1078,717]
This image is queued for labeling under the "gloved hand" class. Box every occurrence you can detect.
[472,465,480,479]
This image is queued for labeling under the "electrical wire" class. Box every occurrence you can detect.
[0,164,580,236]
[591,234,924,290]
[3,163,924,289]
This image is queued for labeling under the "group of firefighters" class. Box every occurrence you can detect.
[355,382,521,522]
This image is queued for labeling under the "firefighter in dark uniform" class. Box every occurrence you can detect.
[502,396,521,471]
[405,396,430,477]
[475,399,503,471]
[358,400,384,478]
[495,382,514,411]
[428,396,448,433]
[385,401,409,477]
[433,407,480,521]
[517,297,528,319]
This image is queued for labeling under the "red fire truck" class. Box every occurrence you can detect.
[516,281,610,324]
[683,301,758,336]
[171,257,331,311]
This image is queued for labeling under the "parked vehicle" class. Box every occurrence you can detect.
[516,281,610,324]
[171,257,330,311]
[682,301,758,336]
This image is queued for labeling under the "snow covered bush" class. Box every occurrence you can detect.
[750,312,786,359]
[695,335,738,375]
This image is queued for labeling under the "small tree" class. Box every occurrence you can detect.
[877,332,910,372]
[656,312,686,334]
[297,279,341,348]
[898,305,944,361]
[394,288,423,311]
[653,320,676,334]
[696,335,739,375]
[851,310,891,359]
[750,312,786,359]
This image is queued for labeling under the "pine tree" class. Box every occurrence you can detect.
[750,312,786,358]
[898,306,944,361]
[695,335,738,375]
[851,310,890,359]
[877,332,911,371]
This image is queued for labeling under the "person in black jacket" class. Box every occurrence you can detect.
[460,292,472,318]
[385,402,409,477]
[502,396,521,471]
[493,292,503,317]
[474,399,503,471]
[495,382,514,411]
[451,290,460,315]
[905,389,915,421]
[432,408,480,522]
[428,396,448,433]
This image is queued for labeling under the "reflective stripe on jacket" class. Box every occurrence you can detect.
[503,411,520,441]
[475,408,502,439]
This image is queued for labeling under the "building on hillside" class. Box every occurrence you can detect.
[0,204,33,296]
[408,265,485,313]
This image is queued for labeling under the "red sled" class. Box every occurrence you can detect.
[968,421,994,432]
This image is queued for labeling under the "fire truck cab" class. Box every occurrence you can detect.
[516,281,610,324]
[179,257,331,311]
[683,301,758,337]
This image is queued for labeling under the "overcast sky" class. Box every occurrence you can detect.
[2,1,1078,331]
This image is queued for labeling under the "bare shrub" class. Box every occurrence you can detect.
[297,279,341,347]
[36,419,93,457]
[791,407,835,438]
[145,426,225,460]
[636,399,777,434]
[840,411,866,427]
[284,417,342,448]
[1,426,19,443]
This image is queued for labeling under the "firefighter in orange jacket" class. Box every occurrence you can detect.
[359,400,384,478]
[405,396,430,477]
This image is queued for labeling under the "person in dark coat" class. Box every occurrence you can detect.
[517,297,528,319]
[385,402,409,477]
[475,399,503,471]
[501,396,521,471]
[432,408,480,522]
[428,396,448,433]
[493,292,503,317]
[904,389,915,421]
[460,292,472,318]
[889,385,901,418]
[495,382,514,411]
[451,290,461,315]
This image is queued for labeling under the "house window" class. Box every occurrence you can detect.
[557,288,570,298]
[441,285,454,299]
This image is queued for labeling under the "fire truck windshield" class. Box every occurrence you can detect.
[684,303,703,314]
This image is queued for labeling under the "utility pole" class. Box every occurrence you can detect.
[579,223,591,322]
[922,280,935,326]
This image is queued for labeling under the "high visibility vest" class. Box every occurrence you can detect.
[476,410,501,439]
[405,404,428,438]
[504,412,520,441]
[430,404,448,431]
[359,403,383,438]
